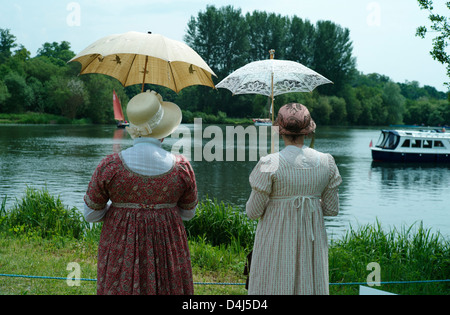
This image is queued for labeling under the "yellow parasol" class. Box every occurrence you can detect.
[69,31,216,93]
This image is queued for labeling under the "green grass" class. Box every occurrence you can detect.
[0,187,449,295]
[329,221,450,295]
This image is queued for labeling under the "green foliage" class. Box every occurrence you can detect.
[184,198,256,249]
[0,28,129,123]
[0,2,449,127]
[0,187,88,240]
[329,221,450,295]
[0,28,17,63]
[416,0,450,87]
[0,189,449,295]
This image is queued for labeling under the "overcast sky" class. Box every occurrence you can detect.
[1,0,448,92]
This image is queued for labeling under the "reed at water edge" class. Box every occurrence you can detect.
[0,187,448,295]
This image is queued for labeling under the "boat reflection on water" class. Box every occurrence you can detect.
[363,161,450,236]
[370,161,450,187]
[369,161,450,210]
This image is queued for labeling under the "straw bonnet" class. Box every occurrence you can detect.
[274,103,316,135]
[126,90,182,139]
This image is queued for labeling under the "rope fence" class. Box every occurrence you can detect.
[1,273,449,286]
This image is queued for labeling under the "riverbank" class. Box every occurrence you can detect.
[0,112,92,125]
[0,188,449,295]
[0,111,254,126]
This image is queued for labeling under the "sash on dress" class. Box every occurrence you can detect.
[111,202,177,210]
[270,195,321,241]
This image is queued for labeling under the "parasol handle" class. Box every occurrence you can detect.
[142,56,149,93]
[270,49,275,153]
[269,49,275,59]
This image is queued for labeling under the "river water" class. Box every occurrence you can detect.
[0,124,449,239]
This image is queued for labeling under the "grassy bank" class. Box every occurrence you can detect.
[0,111,254,126]
[0,112,93,125]
[0,187,449,295]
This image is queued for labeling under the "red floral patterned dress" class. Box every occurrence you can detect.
[84,152,198,295]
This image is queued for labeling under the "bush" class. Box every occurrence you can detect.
[184,198,256,249]
[1,187,88,239]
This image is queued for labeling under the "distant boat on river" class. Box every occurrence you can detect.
[113,90,129,128]
[253,118,272,126]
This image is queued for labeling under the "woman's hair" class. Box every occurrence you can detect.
[283,134,305,143]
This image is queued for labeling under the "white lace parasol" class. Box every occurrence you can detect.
[216,59,332,97]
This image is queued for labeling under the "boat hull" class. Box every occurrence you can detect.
[371,149,450,163]
[254,122,272,127]
[116,122,129,128]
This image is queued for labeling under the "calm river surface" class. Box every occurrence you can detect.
[0,124,449,239]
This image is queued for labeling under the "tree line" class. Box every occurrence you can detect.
[0,5,448,126]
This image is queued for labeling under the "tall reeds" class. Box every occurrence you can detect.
[329,220,450,294]
[184,198,256,250]
[0,187,88,240]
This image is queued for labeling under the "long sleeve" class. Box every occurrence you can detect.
[246,155,276,220]
[83,155,116,223]
[84,155,113,211]
[321,154,342,217]
[176,155,198,221]
[84,203,110,223]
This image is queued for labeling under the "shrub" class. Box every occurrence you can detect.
[184,198,256,249]
[1,187,88,239]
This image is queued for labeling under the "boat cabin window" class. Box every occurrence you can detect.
[376,133,387,147]
[411,140,422,148]
[376,132,400,149]
[434,140,445,148]
[401,139,411,148]
[423,140,432,148]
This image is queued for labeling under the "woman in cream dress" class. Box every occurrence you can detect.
[246,103,342,295]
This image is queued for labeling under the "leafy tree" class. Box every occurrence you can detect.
[341,84,362,125]
[81,74,126,124]
[246,11,289,61]
[2,72,33,113]
[382,82,405,125]
[313,21,357,96]
[286,17,315,67]
[25,56,62,83]
[416,0,450,87]
[312,96,332,125]
[355,85,385,125]
[36,41,75,66]
[328,96,347,125]
[185,5,249,79]
[0,28,17,64]
[27,76,46,113]
[184,5,252,117]
[0,80,10,111]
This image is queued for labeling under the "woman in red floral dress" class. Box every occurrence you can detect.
[84,91,197,295]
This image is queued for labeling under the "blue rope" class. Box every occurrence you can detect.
[1,273,449,286]
[0,273,96,282]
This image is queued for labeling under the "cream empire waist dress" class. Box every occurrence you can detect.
[246,145,342,295]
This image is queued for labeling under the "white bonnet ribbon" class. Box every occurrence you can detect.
[126,105,164,138]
